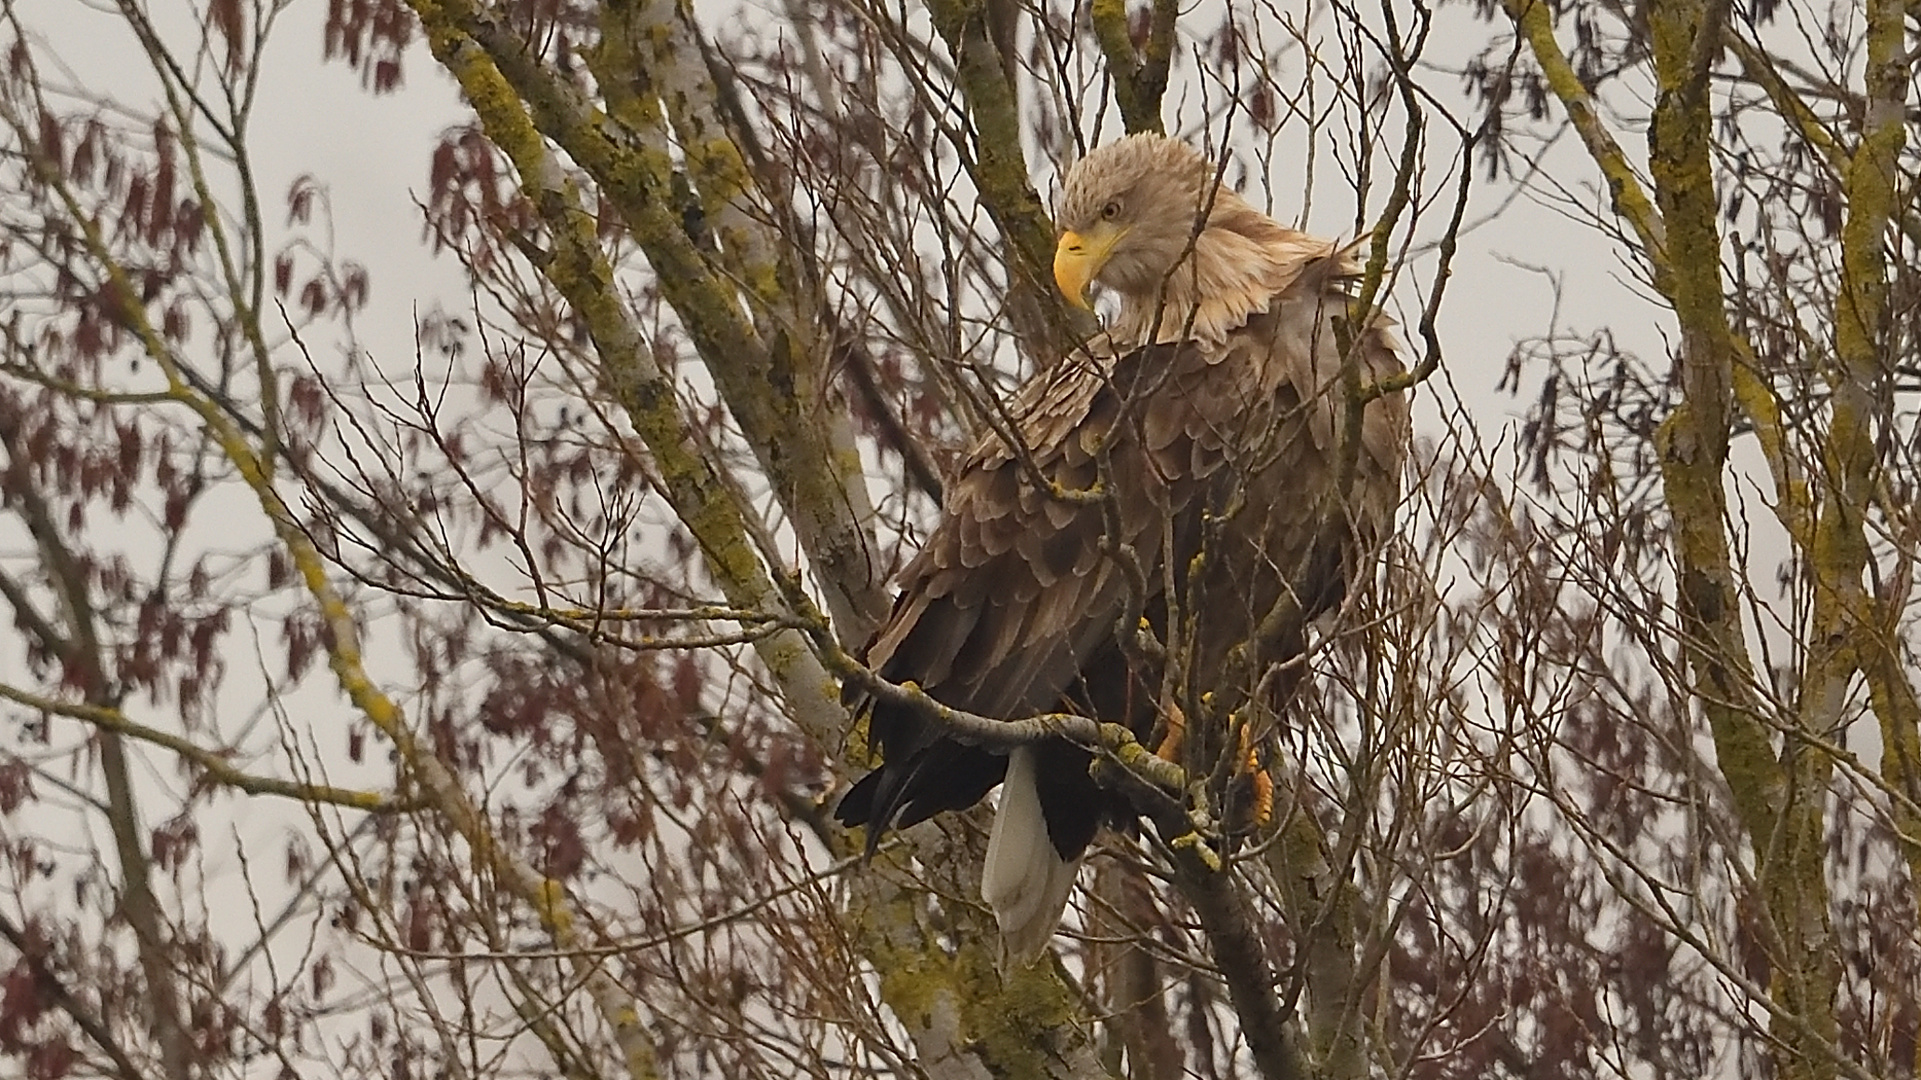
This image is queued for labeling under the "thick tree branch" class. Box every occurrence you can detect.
[394,17,1128,1080]
[1095,748,1301,1080]
[450,0,885,645]
[1091,0,1178,134]
[923,0,1081,360]
[407,3,847,749]
[1835,0,1919,887]
[1648,0,1838,1073]
[590,0,887,642]
[1500,0,1668,275]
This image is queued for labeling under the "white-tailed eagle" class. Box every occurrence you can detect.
[836,133,1410,961]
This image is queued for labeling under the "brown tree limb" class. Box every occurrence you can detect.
[1835,0,1915,882]
[1095,754,1301,1080]
[591,0,888,643]
[1091,0,1178,135]
[923,0,1081,360]
[1646,0,1836,1073]
[415,0,888,646]
[0,684,408,812]
[837,333,947,504]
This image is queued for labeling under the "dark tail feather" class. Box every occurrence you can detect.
[832,770,886,856]
[835,738,1005,858]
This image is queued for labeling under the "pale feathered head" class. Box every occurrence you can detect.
[1054,133,1347,346]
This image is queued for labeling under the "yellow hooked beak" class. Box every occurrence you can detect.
[1053,223,1127,310]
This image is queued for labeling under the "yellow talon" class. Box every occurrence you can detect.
[1237,725,1273,828]
[1155,702,1187,762]
[1249,768,1274,828]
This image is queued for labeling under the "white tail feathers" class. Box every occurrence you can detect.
[981,746,1081,965]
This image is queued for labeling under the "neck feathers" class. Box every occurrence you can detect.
[1112,191,1353,348]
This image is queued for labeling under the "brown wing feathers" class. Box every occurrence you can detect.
[834,280,1407,863]
[836,346,1161,857]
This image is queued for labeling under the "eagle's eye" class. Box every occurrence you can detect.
[1100,200,1122,221]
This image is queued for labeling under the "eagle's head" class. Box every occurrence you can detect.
[1053,133,1217,310]
[1053,133,1337,346]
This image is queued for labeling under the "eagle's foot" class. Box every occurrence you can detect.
[1225,725,1274,834]
[1154,701,1186,762]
